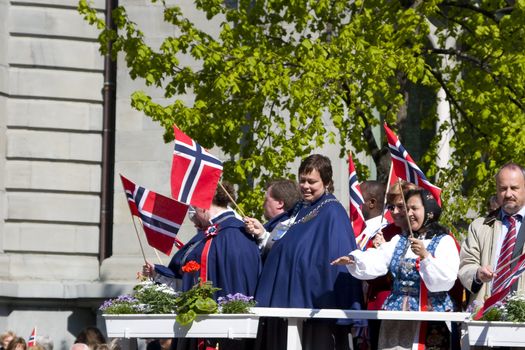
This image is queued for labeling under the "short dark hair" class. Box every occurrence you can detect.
[361,180,386,203]
[74,327,106,349]
[267,179,302,211]
[298,154,334,193]
[213,181,235,208]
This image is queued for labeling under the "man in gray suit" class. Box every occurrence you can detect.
[459,162,525,305]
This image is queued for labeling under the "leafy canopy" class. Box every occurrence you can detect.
[79,0,525,229]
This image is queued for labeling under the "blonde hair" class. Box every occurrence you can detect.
[386,181,418,204]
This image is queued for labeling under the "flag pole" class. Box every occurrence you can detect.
[494,252,525,275]
[380,161,394,226]
[219,181,246,217]
[131,217,148,264]
[397,178,414,238]
[153,246,164,265]
[120,174,148,264]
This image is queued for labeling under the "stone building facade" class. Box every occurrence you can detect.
[0,0,376,348]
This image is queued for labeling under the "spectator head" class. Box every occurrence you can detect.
[298,154,334,203]
[0,331,16,350]
[264,179,302,220]
[386,181,418,230]
[495,162,525,216]
[74,327,106,350]
[191,181,236,228]
[34,336,52,350]
[6,337,26,350]
[360,180,386,220]
[70,344,89,350]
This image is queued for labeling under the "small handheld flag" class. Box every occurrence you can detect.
[473,252,525,320]
[27,327,36,347]
[171,126,223,209]
[383,123,442,205]
[348,153,367,247]
[121,175,188,255]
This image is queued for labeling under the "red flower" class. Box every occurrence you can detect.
[182,260,201,273]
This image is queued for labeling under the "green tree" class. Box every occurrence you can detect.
[79,0,525,230]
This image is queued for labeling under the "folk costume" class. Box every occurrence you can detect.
[347,191,458,350]
[364,222,401,350]
[255,192,364,350]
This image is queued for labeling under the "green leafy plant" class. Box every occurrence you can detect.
[79,0,525,226]
[100,280,179,314]
[174,280,220,325]
[133,280,179,314]
[99,261,258,324]
[474,292,525,322]
[500,293,525,323]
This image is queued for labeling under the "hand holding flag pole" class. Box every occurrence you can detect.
[494,252,525,276]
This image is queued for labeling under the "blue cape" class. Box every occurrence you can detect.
[159,211,261,298]
[263,211,291,232]
[255,193,363,310]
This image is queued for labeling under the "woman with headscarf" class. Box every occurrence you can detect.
[332,188,459,350]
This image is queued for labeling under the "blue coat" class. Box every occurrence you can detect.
[157,210,261,298]
[255,193,363,310]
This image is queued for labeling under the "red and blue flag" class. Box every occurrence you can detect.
[171,126,223,209]
[121,175,187,255]
[348,153,367,247]
[473,252,525,320]
[27,327,36,347]
[384,123,442,206]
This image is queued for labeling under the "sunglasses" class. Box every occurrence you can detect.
[386,204,406,212]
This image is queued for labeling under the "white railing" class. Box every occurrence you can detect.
[104,309,525,349]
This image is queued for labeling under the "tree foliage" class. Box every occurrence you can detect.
[79,0,525,230]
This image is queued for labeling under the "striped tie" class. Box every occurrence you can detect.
[492,215,518,293]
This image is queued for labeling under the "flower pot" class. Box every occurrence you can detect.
[466,320,525,347]
[104,314,259,339]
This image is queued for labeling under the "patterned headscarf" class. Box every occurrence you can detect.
[405,188,443,237]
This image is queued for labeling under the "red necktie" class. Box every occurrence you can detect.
[492,215,518,293]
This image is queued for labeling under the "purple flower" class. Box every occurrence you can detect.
[99,294,139,311]
[217,293,255,306]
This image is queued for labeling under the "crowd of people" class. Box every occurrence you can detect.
[137,155,525,350]
[0,327,117,350]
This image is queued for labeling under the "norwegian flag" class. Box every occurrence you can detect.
[27,327,36,347]
[171,126,223,209]
[121,175,187,255]
[383,123,442,206]
[348,153,367,248]
[473,252,525,320]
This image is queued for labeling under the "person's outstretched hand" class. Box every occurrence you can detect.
[331,255,355,266]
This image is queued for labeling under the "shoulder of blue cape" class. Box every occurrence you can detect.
[216,217,258,241]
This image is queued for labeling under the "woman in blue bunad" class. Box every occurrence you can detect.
[332,188,459,350]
